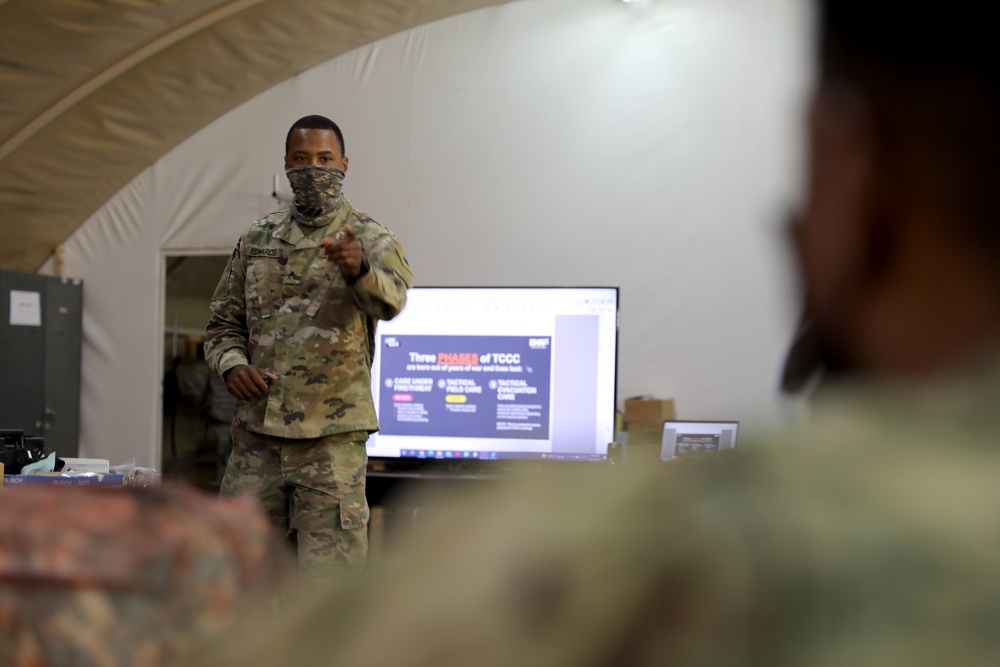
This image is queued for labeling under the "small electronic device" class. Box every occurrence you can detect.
[1,429,24,450]
[660,420,739,461]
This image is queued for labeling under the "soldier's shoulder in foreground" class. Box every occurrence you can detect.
[181,383,1000,666]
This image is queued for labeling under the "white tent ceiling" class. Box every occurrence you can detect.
[0,0,511,272]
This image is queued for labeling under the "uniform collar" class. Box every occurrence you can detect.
[271,199,353,247]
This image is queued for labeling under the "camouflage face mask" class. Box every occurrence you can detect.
[286,165,344,221]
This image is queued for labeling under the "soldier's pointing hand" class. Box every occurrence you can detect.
[322,225,364,278]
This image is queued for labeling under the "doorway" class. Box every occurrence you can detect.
[161,253,231,490]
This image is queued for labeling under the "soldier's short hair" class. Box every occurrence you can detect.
[818,1,1000,254]
[819,2,996,78]
[285,115,346,156]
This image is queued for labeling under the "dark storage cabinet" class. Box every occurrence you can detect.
[0,269,83,459]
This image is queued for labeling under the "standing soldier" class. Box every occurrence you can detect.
[205,114,412,583]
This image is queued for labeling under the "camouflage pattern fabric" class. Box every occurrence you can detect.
[286,165,345,221]
[221,425,369,583]
[204,198,412,439]
[0,483,293,667]
[183,368,1000,666]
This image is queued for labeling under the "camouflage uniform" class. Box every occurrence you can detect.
[183,366,1000,666]
[205,197,411,583]
[0,483,292,667]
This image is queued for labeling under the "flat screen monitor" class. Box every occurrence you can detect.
[660,420,739,461]
[365,287,619,463]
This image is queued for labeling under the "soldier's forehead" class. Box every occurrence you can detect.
[288,128,341,152]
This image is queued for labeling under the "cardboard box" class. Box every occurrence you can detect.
[624,397,676,444]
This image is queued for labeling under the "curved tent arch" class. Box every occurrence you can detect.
[0,0,511,272]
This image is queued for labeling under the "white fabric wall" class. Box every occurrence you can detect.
[51,0,814,468]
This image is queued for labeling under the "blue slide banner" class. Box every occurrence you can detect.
[377,334,552,439]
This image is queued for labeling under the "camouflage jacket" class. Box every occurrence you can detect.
[205,200,412,438]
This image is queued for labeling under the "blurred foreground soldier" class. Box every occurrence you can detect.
[184,2,1000,666]
[0,484,292,667]
[205,115,412,584]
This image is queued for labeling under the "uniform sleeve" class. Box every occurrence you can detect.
[348,234,413,321]
[204,242,251,377]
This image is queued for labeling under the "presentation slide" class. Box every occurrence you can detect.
[675,434,720,456]
[378,334,552,440]
[365,287,618,461]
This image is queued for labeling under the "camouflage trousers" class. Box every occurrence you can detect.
[221,426,370,584]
